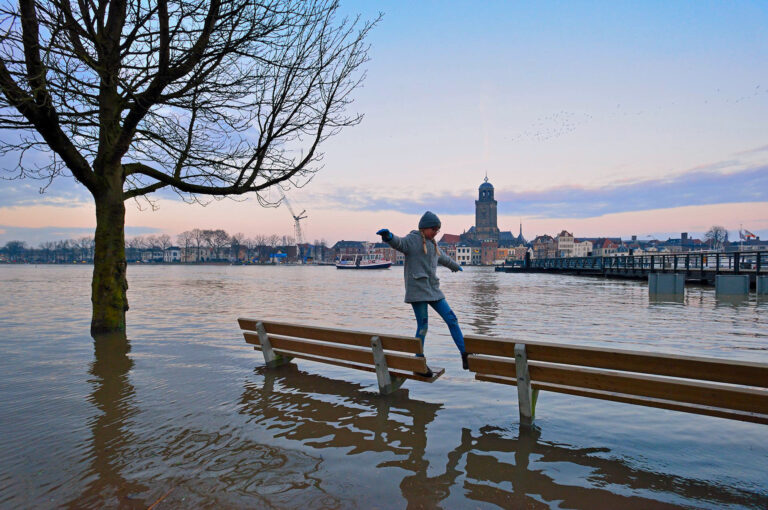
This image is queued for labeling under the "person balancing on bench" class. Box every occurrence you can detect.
[377,211,469,377]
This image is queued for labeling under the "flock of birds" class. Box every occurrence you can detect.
[503,84,766,145]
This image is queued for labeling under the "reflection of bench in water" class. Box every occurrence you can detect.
[238,319,443,394]
[466,335,768,426]
[239,366,763,509]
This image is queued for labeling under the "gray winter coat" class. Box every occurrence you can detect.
[386,230,461,303]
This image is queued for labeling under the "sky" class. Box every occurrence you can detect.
[1,0,767,247]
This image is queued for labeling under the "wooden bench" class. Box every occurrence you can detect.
[238,318,444,394]
[464,334,768,426]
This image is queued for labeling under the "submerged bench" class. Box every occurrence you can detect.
[465,335,768,426]
[238,318,444,394]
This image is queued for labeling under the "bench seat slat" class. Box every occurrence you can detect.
[527,362,768,414]
[468,355,516,378]
[244,332,427,372]
[239,318,423,354]
[469,354,768,414]
[475,374,768,425]
[464,335,768,388]
[251,345,444,382]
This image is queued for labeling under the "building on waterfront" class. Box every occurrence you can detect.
[331,240,367,261]
[593,238,619,257]
[164,246,181,263]
[474,176,500,241]
[555,230,574,257]
[480,238,498,265]
[369,242,400,263]
[437,233,462,264]
[459,177,526,252]
[532,235,556,259]
[573,239,593,257]
[455,244,473,265]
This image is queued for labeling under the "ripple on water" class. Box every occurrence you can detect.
[0,265,766,509]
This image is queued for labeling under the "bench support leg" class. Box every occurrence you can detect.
[371,336,405,395]
[256,321,292,368]
[515,343,538,427]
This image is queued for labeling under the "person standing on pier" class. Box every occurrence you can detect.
[377,211,469,376]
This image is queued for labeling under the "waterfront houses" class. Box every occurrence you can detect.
[555,230,574,257]
[532,235,557,259]
[572,239,593,258]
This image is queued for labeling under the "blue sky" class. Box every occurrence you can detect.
[1,0,767,245]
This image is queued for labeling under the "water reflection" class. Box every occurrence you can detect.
[468,273,500,335]
[715,295,751,307]
[649,294,685,306]
[67,334,146,509]
[239,366,763,509]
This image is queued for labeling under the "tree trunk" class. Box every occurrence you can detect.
[91,192,128,336]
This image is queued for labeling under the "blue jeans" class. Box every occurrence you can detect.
[411,299,465,354]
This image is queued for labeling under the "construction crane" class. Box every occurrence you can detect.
[278,189,307,253]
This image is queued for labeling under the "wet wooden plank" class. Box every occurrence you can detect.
[474,374,768,425]
[252,344,444,382]
[244,332,427,372]
[239,318,422,354]
[465,335,768,387]
[526,361,768,414]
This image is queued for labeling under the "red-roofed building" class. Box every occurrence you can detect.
[439,233,461,244]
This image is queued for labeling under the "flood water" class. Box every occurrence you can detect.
[1,264,767,509]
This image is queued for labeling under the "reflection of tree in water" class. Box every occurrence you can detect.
[66,338,332,509]
[240,365,765,509]
[468,273,500,336]
[65,334,146,509]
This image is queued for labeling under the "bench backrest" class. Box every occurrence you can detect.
[238,318,428,374]
[465,334,768,424]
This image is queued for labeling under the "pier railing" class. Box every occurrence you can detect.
[498,250,767,283]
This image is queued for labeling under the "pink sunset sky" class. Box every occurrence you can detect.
[1,1,767,246]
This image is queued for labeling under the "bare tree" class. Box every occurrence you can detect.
[0,0,377,336]
[125,236,145,262]
[157,234,172,251]
[705,226,729,250]
[253,234,268,248]
[76,236,94,261]
[230,232,244,261]
[39,241,55,263]
[211,229,230,260]
[145,235,160,250]
[54,239,71,263]
[2,240,26,261]
[190,229,205,262]
[176,231,193,262]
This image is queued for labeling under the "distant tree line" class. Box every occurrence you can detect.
[1,230,329,264]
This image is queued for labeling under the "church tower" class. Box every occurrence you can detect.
[475,176,499,241]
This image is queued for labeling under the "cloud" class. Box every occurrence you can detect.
[0,178,92,207]
[312,166,768,219]
[0,225,161,246]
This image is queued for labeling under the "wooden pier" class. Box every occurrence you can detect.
[495,250,767,286]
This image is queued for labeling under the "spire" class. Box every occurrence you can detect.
[484,171,488,183]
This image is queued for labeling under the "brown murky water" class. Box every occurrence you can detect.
[1,264,766,508]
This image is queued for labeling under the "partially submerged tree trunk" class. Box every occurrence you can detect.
[91,180,129,336]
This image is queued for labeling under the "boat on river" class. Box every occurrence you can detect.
[335,254,392,270]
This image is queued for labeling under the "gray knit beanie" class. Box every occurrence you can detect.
[418,211,441,229]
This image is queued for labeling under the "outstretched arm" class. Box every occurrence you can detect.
[438,249,461,272]
[377,229,410,254]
